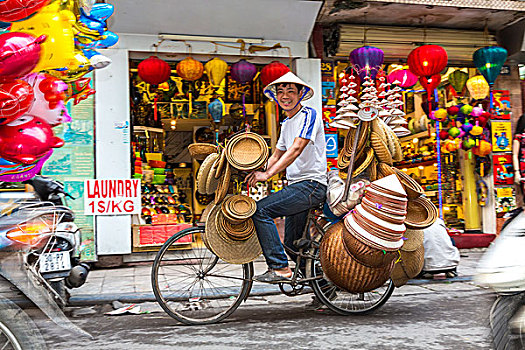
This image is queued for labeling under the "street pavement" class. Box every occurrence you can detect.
[30,249,496,349]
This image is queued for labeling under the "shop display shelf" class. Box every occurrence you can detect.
[394,158,438,169]
[134,126,165,133]
[399,131,431,143]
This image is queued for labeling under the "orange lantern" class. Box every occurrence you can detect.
[474,140,491,157]
[466,75,489,100]
[176,57,204,81]
[204,57,228,87]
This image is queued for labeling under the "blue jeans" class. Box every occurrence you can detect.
[252,180,327,269]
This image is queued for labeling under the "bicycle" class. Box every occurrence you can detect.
[151,205,395,325]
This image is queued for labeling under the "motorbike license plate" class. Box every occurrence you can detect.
[39,252,71,273]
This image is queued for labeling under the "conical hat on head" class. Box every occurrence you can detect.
[263,72,314,102]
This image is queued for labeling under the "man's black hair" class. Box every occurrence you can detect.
[276,82,302,91]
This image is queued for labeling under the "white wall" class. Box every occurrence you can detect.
[294,59,322,115]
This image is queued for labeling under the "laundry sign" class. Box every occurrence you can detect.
[84,179,141,215]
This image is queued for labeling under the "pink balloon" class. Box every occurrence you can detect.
[23,73,71,126]
[0,150,52,182]
[387,69,418,88]
[0,32,45,82]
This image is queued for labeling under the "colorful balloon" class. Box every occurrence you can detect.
[466,75,489,100]
[349,46,384,80]
[448,70,468,94]
[0,0,50,22]
[0,115,64,164]
[0,32,44,82]
[0,150,52,182]
[64,77,95,105]
[387,69,418,88]
[473,46,507,85]
[0,80,33,124]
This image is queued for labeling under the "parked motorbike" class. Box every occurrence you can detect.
[476,208,525,350]
[0,178,91,348]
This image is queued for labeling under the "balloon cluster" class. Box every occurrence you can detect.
[430,104,492,156]
[0,1,117,181]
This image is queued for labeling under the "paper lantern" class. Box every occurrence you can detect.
[462,138,476,150]
[466,75,489,100]
[448,70,468,94]
[471,106,484,117]
[419,74,441,101]
[260,61,290,87]
[387,69,418,88]
[349,46,384,80]
[408,45,448,77]
[448,127,461,138]
[470,123,484,136]
[208,98,223,123]
[447,106,459,116]
[473,46,507,85]
[204,58,228,87]
[439,130,450,140]
[433,108,448,122]
[474,140,491,157]
[460,104,473,116]
[461,121,473,133]
[176,57,204,81]
[230,59,257,84]
[138,56,171,85]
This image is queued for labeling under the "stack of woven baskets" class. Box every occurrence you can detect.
[321,175,408,293]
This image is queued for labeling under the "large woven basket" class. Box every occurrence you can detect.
[225,132,268,171]
[393,168,424,199]
[370,132,393,165]
[341,224,398,268]
[405,196,438,229]
[391,243,425,287]
[320,222,394,294]
[188,143,217,161]
[377,163,396,179]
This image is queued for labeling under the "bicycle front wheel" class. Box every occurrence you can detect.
[306,229,395,315]
[151,227,253,325]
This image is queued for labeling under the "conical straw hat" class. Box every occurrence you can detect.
[371,174,406,197]
[263,72,314,102]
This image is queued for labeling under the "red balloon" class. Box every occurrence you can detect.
[0,80,33,124]
[0,32,45,82]
[0,0,50,22]
[137,56,171,85]
[0,115,63,164]
[260,61,290,87]
[38,76,67,109]
[419,74,441,101]
[408,45,448,77]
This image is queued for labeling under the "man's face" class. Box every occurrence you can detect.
[276,84,301,111]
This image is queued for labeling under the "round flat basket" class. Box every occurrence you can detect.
[226,132,268,171]
[214,150,227,179]
[370,132,393,165]
[197,153,219,194]
[391,244,424,287]
[206,158,220,195]
[223,195,256,220]
[204,205,262,264]
[393,168,424,199]
[188,143,217,161]
[352,148,374,177]
[320,222,394,294]
[214,162,231,205]
[405,197,437,229]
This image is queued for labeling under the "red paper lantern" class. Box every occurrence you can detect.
[137,56,171,85]
[260,61,290,87]
[407,45,448,78]
[419,74,441,101]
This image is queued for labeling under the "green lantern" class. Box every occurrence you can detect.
[448,70,468,94]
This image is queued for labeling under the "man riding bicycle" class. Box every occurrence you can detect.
[246,72,328,283]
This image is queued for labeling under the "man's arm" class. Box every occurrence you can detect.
[266,148,285,171]
[246,137,309,186]
[513,139,521,183]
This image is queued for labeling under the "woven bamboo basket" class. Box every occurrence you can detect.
[377,163,396,179]
[341,224,398,268]
[320,222,394,294]
[188,143,217,160]
[391,244,425,287]
[225,132,268,171]
[405,196,438,229]
[393,168,424,199]
[371,132,393,165]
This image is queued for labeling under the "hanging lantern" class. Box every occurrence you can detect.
[386,69,418,88]
[260,61,290,87]
[230,59,257,84]
[176,57,204,81]
[204,58,228,87]
[208,98,223,123]
[137,56,171,85]
[419,74,441,101]
[448,70,468,95]
[408,45,448,78]
[473,46,507,86]
[349,46,384,80]
[466,75,489,100]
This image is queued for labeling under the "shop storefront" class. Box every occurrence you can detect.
[92,0,323,258]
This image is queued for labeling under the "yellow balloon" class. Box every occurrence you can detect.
[466,75,489,100]
[205,58,228,87]
[11,1,78,72]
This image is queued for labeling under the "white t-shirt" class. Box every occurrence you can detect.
[276,106,327,186]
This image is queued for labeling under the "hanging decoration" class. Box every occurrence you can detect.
[230,59,257,84]
[466,75,489,100]
[419,74,441,101]
[138,56,171,85]
[204,57,228,87]
[0,0,50,22]
[473,46,507,86]
[349,46,384,80]
[0,32,45,82]
[448,70,468,95]
[176,57,204,81]
[407,45,448,78]
[386,69,418,88]
[208,98,224,123]
[260,61,290,87]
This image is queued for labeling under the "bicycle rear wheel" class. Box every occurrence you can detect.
[306,232,395,315]
[151,227,253,325]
